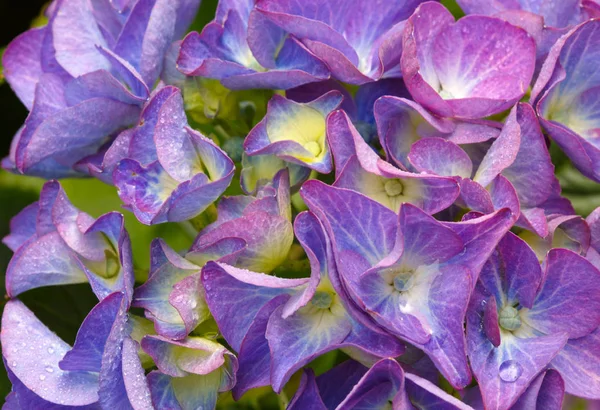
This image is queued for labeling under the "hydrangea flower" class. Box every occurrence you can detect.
[252,0,429,84]
[201,211,403,396]
[287,78,409,146]
[402,2,536,119]
[190,169,294,273]
[4,181,134,301]
[301,180,513,388]
[402,103,559,235]
[374,94,501,171]
[2,0,201,177]
[467,233,600,409]
[177,0,330,89]
[244,91,343,174]
[327,109,460,214]
[109,86,235,225]
[3,0,600,408]
[532,20,600,183]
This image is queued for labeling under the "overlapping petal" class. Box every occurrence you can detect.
[328,110,460,214]
[533,20,600,182]
[254,0,428,84]
[4,181,134,301]
[402,2,536,119]
[177,0,329,89]
[467,233,600,409]
[2,0,200,178]
[112,86,235,224]
[244,91,342,173]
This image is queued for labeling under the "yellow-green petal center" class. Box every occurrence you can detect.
[384,179,404,197]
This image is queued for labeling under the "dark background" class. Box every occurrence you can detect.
[0,1,48,157]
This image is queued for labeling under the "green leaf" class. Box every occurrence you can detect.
[441,0,465,18]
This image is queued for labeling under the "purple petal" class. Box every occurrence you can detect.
[408,137,473,178]
[201,261,308,351]
[511,369,565,410]
[63,70,144,106]
[133,239,204,339]
[474,106,521,187]
[525,249,600,339]
[52,0,111,77]
[398,203,465,266]
[232,295,288,400]
[118,337,154,410]
[146,371,179,409]
[300,180,397,267]
[404,372,474,409]
[501,103,557,207]
[457,0,584,29]
[2,27,45,109]
[534,20,600,182]
[551,328,600,398]
[60,292,124,372]
[443,209,514,286]
[336,358,404,408]
[4,365,98,410]
[314,360,368,409]
[483,295,501,348]
[1,300,99,406]
[403,3,535,119]
[22,97,139,173]
[141,335,236,378]
[114,0,178,86]
[266,303,353,392]
[5,232,87,298]
[2,202,39,252]
[288,369,327,410]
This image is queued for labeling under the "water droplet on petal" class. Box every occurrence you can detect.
[499,360,522,382]
[47,347,55,354]
[11,362,17,367]
[39,375,46,381]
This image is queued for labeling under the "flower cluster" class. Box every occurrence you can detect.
[2,0,600,409]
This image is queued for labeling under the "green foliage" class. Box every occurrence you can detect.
[441,0,465,18]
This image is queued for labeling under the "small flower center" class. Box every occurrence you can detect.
[102,249,121,279]
[311,291,333,309]
[384,180,404,197]
[393,272,413,292]
[303,141,322,157]
[499,305,522,331]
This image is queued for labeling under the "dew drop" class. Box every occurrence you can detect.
[45,366,54,373]
[47,347,55,354]
[499,360,522,382]
[39,375,46,381]
[11,362,17,367]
